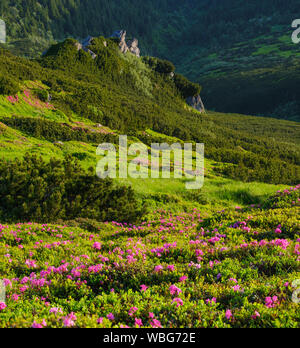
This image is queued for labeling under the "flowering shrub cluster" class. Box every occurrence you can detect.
[6,90,54,110]
[264,185,300,209]
[0,186,299,328]
[2,116,117,144]
[6,95,19,104]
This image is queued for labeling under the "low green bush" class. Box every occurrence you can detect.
[174,73,201,98]
[0,155,146,223]
[0,75,19,95]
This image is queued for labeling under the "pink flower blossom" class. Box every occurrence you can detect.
[225,310,233,320]
[128,307,138,317]
[172,298,184,307]
[179,275,188,282]
[93,242,102,250]
[169,284,182,296]
[107,313,115,321]
[63,317,75,327]
[154,265,163,272]
[150,319,162,328]
[32,319,46,328]
[265,296,279,308]
[49,307,63,315]
[251,311,261,319]
[0,302,7,311]
[140,284,148,292]
[135,318,143,327]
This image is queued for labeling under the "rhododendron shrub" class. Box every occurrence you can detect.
[264,185,300,209]
[0,186,299,328]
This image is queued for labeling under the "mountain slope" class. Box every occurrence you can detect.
[0,37,299,188]
[1,0,300,120]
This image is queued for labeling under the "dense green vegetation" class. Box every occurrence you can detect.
[0,4,299,329]
[0,37,299,189]
[2,115,117,144]
[1,0,300,119]
[1,0,298,57]
[0,185,299,328]
[0,155,145,223]
[197,39,300,121]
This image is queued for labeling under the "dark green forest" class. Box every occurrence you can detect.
[0,0,298,55]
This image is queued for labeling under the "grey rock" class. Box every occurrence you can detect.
[111,30,128,54]
[78,36,97,59]
[111,30,126,40]
[111,30,141,57]
[81,35,94,47]
[186,95,205,113]
[74,42,82,51]
[83,47,97,59]
[0,19,6,44]
[127,38,140,57]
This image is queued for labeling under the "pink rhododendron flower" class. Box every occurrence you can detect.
[135,318,143,327]
[49,307,63,315]
[167,264,175,271]
[63,318,75,327]
[179,275,188,282]
[169,285,182,296]
[93,242,102,250]
[0,302,7,311]
[140,284,148,292]
[172,298,184,307]
[32,319,46,328]
[225,310,233,320]
[150,319,162,328]
[107,313,115,321]
[128,307,138,317]
[154,265,163,272]
[251,311,261,319]
[265,296,279,308]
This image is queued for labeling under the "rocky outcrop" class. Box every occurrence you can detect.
[75,35,97,59]
[111,30,129,54]
[74,42,82,50]
[74,30,140,58]
[81,35,93,48]
[0,19,6,44]
[186,95,205,113]
[127,38,140,57]
[111,30,140,57]
[85,48,97,60]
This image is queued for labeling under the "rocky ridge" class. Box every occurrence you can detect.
[110,30,140,57]
[75,30,204,112]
